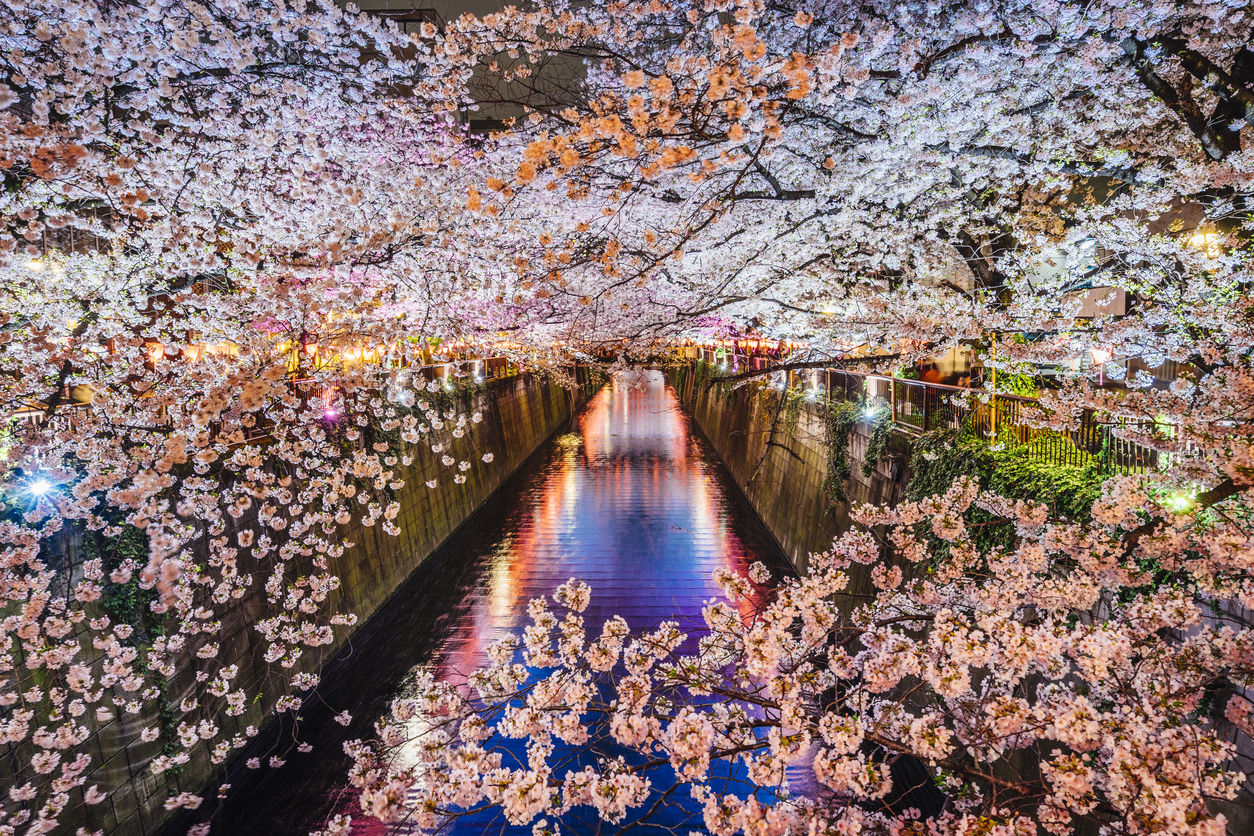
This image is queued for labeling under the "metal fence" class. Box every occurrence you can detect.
[413,356,515,383]
[831,369,1165,475]
[690,349,1167,475]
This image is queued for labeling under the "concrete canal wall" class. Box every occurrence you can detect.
[669,364,1254,834]
[86,373,593,836]
[670,366,910,581]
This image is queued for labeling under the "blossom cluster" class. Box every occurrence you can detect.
[349,473,1254,835]
[2,0,1254,833]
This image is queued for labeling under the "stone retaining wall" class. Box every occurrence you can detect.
[669,364,1254,833]
[670,366,909,583]
[79,373,592,836]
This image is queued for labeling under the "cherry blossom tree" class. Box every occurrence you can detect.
[414,0,1254,468]
[348,475,1254,836]
[337,2,1254,835]
[1,0,1253,834]
[0,1,521,832]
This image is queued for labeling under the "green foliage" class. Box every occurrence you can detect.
[986,437,1104,520]
[822,400,862,503]
[907,428,1106,554]
[993,334,1042,397]
[906,430,982,500]
[582,366,609,390]
[822,402,897,504]
[80,517,185,768]
[101,572,155,637]
[80,521,164,644]
[783,387,805,433]
[999,371,1040,398]
[861,407,894,478]
[750,379,777,414]
[157,693,184,773]
[691,359,708,401]
[429,374,483,414]
[711,377,737,405]
[670,361,710,404]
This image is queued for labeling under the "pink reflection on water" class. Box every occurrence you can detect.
[340,371,773,833]
[435,373,765,682]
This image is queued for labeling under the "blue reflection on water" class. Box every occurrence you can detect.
[211,371,791,836]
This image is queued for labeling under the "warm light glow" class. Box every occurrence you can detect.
[1187,231,1222,259]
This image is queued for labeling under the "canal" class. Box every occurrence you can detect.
[208,370,792,834]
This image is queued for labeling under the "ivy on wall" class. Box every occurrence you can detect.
[709,380,734,407]
[675,363,899,506]
[690,360,708,403]
[583,367,610,390]
[811,384,1108,551]
[783,388,805,434]
[93,524,160,639]
[861,407,894,478]
[819,399,899,503]
[81,518,189,772]
[907,428,1106,554]
[822,401,862,503]
[428,374,486,414]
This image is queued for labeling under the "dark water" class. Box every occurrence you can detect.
[206,371,791,835]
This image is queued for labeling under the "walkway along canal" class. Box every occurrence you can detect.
[185,369,794,835]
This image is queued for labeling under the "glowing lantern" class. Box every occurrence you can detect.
[1090,347,1113,385]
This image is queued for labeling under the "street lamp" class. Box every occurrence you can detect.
[1187,230,1222,259]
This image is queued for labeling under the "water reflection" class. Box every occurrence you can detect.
[210,371,790,835]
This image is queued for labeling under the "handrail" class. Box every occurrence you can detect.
[687,348,1167,476]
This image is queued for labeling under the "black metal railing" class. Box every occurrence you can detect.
[689,349,1168,475]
